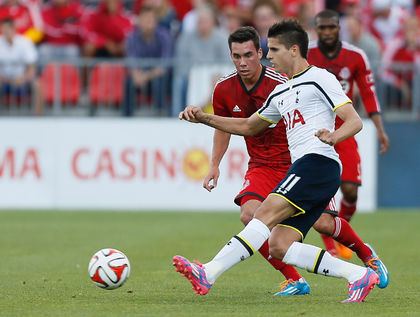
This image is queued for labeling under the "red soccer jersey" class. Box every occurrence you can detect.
[212,66,290,168]
[307,41,381,127]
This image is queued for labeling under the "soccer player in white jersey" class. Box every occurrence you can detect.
[175,20,382,303]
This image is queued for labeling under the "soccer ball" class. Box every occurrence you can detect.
[88,248,131,290]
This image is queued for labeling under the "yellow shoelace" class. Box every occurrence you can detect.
[278,279,294,291]
[366,257,379,270]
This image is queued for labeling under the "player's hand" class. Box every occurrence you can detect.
[315,129,336,146]
[378,131,390,154]
[203,167,220,192]
[178,106,204,123]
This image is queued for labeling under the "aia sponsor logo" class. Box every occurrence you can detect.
[282,109,306,130]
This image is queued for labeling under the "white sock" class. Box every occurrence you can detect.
[283,242,367,283]
[204,218,270,284]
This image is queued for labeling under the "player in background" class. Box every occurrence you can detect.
[308,9,390,259]
[175,20,386,303]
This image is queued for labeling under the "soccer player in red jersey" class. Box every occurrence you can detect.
[308,9,390,259]
[203,26,388,295]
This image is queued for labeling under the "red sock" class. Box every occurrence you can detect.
[332,217,372,263]
[258,240,302,281]
[338,199,357,222]
[320,234,337,256]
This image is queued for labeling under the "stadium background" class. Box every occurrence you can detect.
[0,0,419,210]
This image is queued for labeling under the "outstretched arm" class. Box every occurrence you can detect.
[316,103,363,145]
[179,106,271,136]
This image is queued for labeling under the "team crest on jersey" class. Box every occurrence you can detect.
[366,73,374,83]
[339,67,351,80]
[233,105,242,112]
[295,90,300,103]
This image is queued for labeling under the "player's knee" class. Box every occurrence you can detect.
[342,193,358,204]
[240,200,262,225]
[313,215,334,235]
[239,212,253,225]
[269,239,290,260]
[341,184,358,203]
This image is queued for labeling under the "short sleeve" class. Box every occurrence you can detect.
[257,88,282,124]
[319,70,352,111]
[212,82,230,117]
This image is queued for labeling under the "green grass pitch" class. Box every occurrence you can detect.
[0,210,419,317]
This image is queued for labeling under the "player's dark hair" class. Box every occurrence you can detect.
[314,9,340,24]
[267,19,308,58]
[228,26,261,51]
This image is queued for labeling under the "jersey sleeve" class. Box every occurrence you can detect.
[257,88,282,124]
[211,81,230,117]
[353,51,381,115]
[319,70,352,112]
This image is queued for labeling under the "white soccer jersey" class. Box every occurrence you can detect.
[257,66,351,164]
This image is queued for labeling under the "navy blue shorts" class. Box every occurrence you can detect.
[271,153,341,240]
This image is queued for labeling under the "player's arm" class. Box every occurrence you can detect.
[203,130,231,192]
[179,106,271,136]
[354,52,390,153]
[316,103,363,146]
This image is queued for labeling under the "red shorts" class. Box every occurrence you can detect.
[335,136,362,185]
[234,165,288,206]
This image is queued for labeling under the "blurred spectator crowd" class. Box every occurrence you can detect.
[0,0,419,117]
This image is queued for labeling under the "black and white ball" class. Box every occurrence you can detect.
[88,248,131,290]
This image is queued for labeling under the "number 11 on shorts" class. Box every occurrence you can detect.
[276,174,301,195]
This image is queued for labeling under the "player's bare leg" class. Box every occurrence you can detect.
[240,199,309,295]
